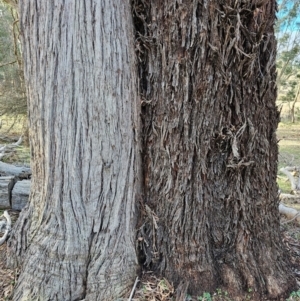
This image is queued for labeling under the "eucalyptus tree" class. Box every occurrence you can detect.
[276,0,300,122]
[8,1,296,300]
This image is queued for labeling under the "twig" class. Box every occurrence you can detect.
[0,60,17,68]
[128,277,139,301]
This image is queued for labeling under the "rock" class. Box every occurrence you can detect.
[11,180,31,211]
[0,177,15,209]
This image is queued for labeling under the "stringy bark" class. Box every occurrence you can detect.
[134,0,296,298]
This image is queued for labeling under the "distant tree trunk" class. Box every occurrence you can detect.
[8,1,140,300]
[134,0,296,299]
[291,82,300,123]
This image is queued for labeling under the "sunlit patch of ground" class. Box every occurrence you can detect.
[0,115,30,166]
[277,123,300,194]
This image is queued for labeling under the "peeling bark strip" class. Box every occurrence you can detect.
[134,0,296,298]
[9,1,140,300]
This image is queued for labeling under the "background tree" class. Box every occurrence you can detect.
[276,0,300,122]
[0,1,27,138]
[7,0,297,300]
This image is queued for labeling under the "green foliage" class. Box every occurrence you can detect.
[276,1,300,34]
[287,289,300,301]
[197,292,212,301]
[276,1,300,123]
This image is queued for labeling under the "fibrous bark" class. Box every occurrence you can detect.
[8,1,140,300]
[6,0,297,300]
[134,0,296,298]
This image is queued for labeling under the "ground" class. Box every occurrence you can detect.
[277,122,300,199]
[1,220,300,301]
[0,210,19,301]
[0,122,300,301]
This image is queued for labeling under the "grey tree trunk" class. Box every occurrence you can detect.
[8,1,141,300]
[134,0,296,299]
[7,0,297,300]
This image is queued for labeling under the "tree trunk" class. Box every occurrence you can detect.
[134,0,296,298]
[8,1,141,300]
[7,0,297,300]
[291,82,300,123]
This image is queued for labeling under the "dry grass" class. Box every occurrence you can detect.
[0,115,30,165]
[277,122,300,193]
[133,274,175,301]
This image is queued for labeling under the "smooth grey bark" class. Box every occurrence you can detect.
[8,1,141,300]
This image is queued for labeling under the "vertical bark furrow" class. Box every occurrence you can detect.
[134,0,296,298]
[9,1,140,300]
